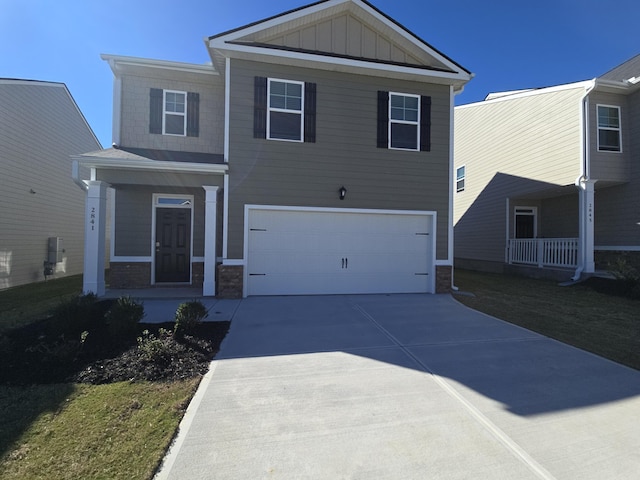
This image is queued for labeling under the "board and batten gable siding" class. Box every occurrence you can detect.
[591,88,640,247]
[118,67,224,154]
[588,90,630,182]
[454,86,586,264]
[226,59,452,260]
[0,81,101,289]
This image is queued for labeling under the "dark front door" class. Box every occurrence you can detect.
[515,213,535,239]
[155,208,191,283]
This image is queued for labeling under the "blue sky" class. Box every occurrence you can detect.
[1,0,638,148]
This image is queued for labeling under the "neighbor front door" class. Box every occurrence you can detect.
[155,207,191,283]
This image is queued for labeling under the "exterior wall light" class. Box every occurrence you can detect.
[339,186,347,200]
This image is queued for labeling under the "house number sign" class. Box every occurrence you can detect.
[588,203,593,223]
[89,207,96,231]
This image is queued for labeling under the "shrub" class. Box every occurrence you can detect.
[105,296,145,338]
[608,256,640,300]
[174,300,208,337]
[49,293,100,335]
[136,329,175,365]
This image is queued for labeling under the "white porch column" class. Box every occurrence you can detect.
[578,178,596,274]
[202,186,220,296]
[83,181,109,296]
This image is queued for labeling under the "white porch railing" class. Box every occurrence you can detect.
[508,238,578,268]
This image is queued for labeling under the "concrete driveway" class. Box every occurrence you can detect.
[155,294,640,479]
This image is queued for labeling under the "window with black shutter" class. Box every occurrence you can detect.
[149,88,199,137]
[377,90,431,152]
[254,77,316,143]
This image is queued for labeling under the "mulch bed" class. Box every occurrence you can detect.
[0,300,229,385]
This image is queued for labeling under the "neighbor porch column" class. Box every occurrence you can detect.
[202,186,220,296]
[578,178,596,274]
[83,181,109,296]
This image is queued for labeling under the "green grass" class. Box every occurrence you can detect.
[0,380,199,480]
[0,276,202,479]
[453,269,640,370]
[0,275,83,332]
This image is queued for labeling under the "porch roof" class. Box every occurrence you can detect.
[73,147,228,174]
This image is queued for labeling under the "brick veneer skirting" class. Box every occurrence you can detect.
[436,265,452,293]
[109,262,151,289]
[191,262,204,288]
[217,265,243,299]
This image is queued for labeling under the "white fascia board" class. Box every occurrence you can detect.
[73,156,228,174]
[457,80,595,110]
[100,54,218,76]
[210,42,471,85]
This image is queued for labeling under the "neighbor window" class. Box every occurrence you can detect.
[377,91,431,151]
[597,105,621,152]
[456,165,465,192]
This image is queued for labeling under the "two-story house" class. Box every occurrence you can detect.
[454,54,640,281]
[1,79,101,290]
[73,0,472,297]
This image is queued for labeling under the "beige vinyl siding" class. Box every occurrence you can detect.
[0,81,101,289]
[588,91,630,182]
[227,59,451,260]
[454,86,586,264]
[593,88,640,247]
[118,67,224,154]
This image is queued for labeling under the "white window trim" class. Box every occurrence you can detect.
[267,78,304,142]
[163,89,187,137]
[388,92,420,151]
[596,104,622,153]
[456,165,465,192]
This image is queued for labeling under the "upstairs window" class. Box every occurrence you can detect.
[268,79,303,141]
[149,88,199,137]
[254,77,316,143]
[597,105,621,152]
[456,165,465,192]
[164,90,186,135]
[377,91,431,151]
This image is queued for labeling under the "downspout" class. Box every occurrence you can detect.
[572,80,596,281]
[72,159,88,192]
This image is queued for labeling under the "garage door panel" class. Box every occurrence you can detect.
[247,208,434,295]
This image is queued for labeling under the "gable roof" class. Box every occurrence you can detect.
[599,53,640,84]
[207,0,471,90]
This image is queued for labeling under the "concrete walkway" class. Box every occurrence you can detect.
[155,294,640,479]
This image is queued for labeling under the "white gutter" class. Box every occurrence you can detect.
[72,160,88,191]
[572,80,596,281]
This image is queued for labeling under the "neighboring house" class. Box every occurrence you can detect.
[0,79,102,290]
[73,0,472,298]
[454,54,640,280]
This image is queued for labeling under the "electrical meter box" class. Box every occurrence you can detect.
[48,237,63,263]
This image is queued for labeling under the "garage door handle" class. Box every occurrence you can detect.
[341,258,348,269]
[342,258,344,269]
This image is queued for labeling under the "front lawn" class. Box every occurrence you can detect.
[0,278,229,479]
[453,269,640,370]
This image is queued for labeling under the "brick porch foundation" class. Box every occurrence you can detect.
[217,265,243,298]
[436,265,452,293]
[109,262,151,289]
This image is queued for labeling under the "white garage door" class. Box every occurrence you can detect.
[246,207,434,296]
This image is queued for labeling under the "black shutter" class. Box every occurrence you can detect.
[420,95,431,152]
[377,90,389,148]
[187,92,200,137]
[149,88,163,134]
[254,77,267,139]
[304,82,316,143]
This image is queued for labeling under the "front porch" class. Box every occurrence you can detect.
[508,238,579,269]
